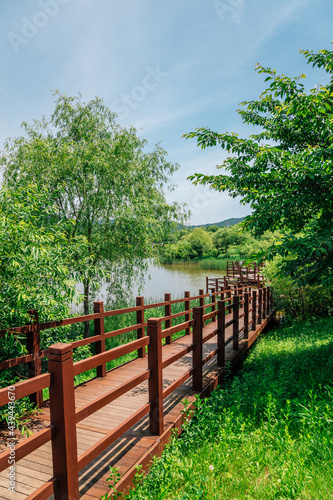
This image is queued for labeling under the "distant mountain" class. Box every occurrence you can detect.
[190,217,247,229]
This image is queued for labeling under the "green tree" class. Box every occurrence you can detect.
[2,92,186,334]
[181,227,215,259]
[205,225,219,232]
[185,44,333,285]
[0,184,88,330]
[212,224,247,254]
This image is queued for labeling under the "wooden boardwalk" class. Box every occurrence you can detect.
[0,304,273,500]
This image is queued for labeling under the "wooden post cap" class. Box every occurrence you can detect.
[48,343,73,361]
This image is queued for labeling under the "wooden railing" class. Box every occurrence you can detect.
[0,292,204,407]
[206,263,265,293]
[0,285,272,499]
[226,260,264,282]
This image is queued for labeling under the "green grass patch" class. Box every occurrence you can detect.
[108,317,333,499]
[198,257,229,271]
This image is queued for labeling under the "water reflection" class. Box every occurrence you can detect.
[79,263,226,310]
[130,264,198,299]
[131,263,225,300]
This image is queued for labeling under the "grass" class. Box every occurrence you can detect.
[199,257,229,271]
[106,316,333,499]
[160,256,239,271]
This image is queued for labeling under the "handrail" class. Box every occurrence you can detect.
[161,319,194,340]
[0,283,253,380]
[73,336,150,376]
[0,426,54,472]
[0,373,51,407]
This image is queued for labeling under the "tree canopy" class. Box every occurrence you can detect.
[0,184,88,329]
[184,44,333,285]
[2,92,186,330]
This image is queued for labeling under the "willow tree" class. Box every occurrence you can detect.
[2,92,185,334]
[184,45,333,286]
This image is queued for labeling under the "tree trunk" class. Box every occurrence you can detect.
[83,278,90,338]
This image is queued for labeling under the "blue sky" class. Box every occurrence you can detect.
[0,0,332,224]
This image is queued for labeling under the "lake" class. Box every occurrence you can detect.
[94,262,225,304]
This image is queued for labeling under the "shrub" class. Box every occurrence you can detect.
[264,258,333,320]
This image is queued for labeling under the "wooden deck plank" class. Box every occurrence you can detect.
[0,485,27,500]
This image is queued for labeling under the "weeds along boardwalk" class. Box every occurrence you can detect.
[0,284,274,499]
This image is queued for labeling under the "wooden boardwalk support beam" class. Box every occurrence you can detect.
[147,318,164,435]
[258,288,263,324]
[217,300,225,367]
[136,296,146,357]
[211,287,216,323]
[185,291,191,335]
[94,301,106,378]
[199,289,204,308]
[244,292,249,339]
[252,290,257,330]
[192,306,203,392]
[233,294,240,350]
[164,293,172,345]
[26,309,43,408]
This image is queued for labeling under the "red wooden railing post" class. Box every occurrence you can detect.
[164,293,172,344]
[258,288,263,324]
[185,291,191,334]
[136,296,146,357]
[147,318,164,435]
[252,290,257,330]
[206,277,209,293]
[48,343,79,500]
[211,287,216,323]
[26,309,43,408]
[239,284,244,304]
[233,295,240,350]
[217,300,225,367]
[267,286,271,314]
[192,306,203,392]
[199,289,204,308]
[94,301,106,377]
[244,292,250,340]
[262,287,267,320]
[199,288,204,326]
[225,283,231,311]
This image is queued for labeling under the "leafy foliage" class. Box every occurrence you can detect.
[160,223,279,264]
[0,184,94,422]
[0,184,87,330]
[184,44,333,286]
[2,92,186,325]
[264,258,333,320]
